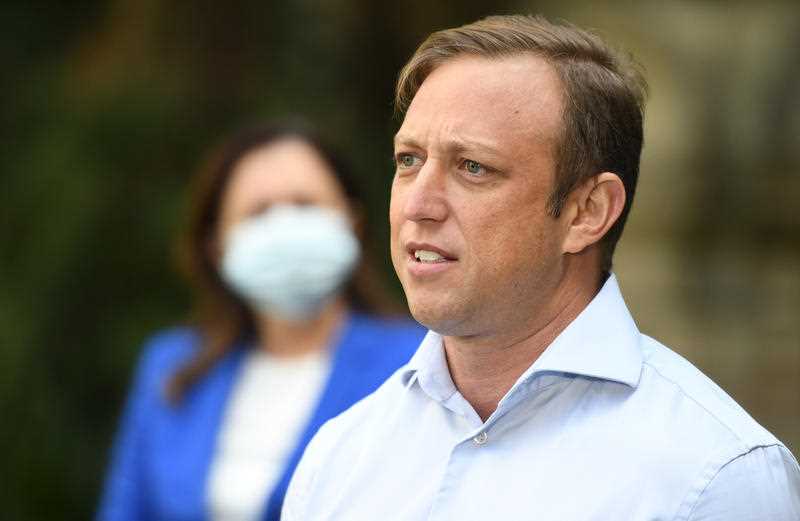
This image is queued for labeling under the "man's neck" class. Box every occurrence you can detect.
[443,277,600,422]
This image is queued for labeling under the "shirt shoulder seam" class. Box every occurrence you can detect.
[675,443,786,521]
[641,359,766,446]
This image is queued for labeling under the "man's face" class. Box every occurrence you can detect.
[390,54,572,339]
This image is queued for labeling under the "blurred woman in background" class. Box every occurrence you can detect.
[97,121,423,521]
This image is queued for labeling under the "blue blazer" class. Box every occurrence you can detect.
[98,313,424,521]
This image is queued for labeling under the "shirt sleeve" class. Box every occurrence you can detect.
[686,444,800,521]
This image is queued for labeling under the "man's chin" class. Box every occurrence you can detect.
[408,300,473,337]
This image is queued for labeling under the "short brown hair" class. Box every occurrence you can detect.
[395,15,647,272]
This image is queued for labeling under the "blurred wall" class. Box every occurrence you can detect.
[1,1,797,518]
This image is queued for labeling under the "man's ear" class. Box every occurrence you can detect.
[562,173,625,254]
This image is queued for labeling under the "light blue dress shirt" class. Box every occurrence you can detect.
[283,276,800,520]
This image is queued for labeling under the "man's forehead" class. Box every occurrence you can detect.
[396,54,563,149]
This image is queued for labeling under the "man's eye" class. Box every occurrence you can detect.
[463,159,485,176]
[396,153,419,168]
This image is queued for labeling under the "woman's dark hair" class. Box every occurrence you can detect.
[166,120,398,402]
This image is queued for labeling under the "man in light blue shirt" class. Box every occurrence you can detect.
[283,15,800,520]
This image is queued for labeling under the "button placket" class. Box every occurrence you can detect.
[472,431,488,445]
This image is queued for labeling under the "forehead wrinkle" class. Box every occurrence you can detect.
[396,120,507,159]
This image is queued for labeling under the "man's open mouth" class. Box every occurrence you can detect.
[413,250,448,263]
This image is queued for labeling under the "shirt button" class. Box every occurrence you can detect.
[473,431,488,446]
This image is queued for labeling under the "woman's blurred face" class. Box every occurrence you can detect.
[217,138,352,241]
[214,137,362,320]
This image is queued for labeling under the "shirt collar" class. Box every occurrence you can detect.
[401,329,457,402]
[400,274,643,399]
[521,274,643,388]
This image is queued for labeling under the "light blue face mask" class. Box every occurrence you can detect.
[220,204,361,321]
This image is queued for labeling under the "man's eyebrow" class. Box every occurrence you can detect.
[448,136,503,156]
[393,134,422,150]
[394,133,504,157]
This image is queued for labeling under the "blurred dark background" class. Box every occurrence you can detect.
[1,1,798,518]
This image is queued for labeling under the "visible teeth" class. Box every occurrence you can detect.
[414,250,445,263]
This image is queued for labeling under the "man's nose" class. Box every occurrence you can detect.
[401,161,449,223]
